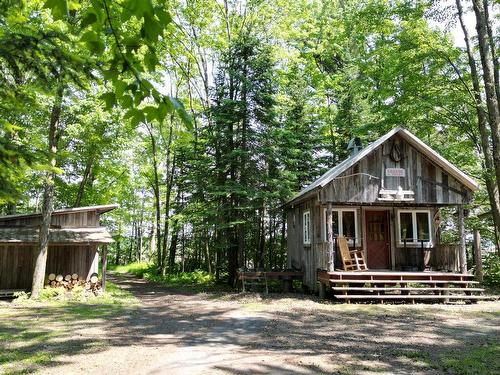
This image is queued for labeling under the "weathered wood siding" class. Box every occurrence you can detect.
[286,196,322,291]
[0,245,99,290]
[0,211,99,228]
[318,135,470,205]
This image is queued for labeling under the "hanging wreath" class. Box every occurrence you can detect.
[389,139,403,162]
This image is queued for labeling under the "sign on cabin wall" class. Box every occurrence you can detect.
[386,168,406,177]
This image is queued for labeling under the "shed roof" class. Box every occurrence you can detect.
[286,127,479,206]
[0,227,114,244]
[0,204,119,222]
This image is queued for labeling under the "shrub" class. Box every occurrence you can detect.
[108,262,153,278]
[482,252,500,286]
[144,270,215,286]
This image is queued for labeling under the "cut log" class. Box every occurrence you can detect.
[90,273,98,284]
[71,273,79,280]
[50,281,56,287]
[64,274,72,282]
[55,274,63,282]
[48,273,56,281]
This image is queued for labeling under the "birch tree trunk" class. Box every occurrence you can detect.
[31,84,64,299]
[456,0,500,251]
[472,0,500,189]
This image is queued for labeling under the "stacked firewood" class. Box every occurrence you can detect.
[46,272,101,292]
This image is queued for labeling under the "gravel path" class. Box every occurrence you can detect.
[14,273,500,374]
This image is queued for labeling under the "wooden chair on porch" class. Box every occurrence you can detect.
[338,236,368,271]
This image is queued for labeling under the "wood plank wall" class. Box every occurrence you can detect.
[318,135,470,205]
[0,245,98,290]
[287,197,321,291]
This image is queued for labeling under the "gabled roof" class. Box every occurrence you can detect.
[286,127,479,206]
[0,204,119,221]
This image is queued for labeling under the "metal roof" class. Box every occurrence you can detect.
[0,204,119,221]
[0,227,114,244]
[286,127,479,206]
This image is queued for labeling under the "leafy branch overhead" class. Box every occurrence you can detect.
[44,0,192,128]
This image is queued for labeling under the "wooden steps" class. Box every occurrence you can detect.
[332,286,485,292]
[317,270,490,304]
[333,294,491,301]
[329,279,478,284]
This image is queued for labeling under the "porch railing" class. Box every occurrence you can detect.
[316,240,460,272]
[315,237,359,271]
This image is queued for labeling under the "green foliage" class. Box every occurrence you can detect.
[13,281,139,306]
[1,0,497,279]
[437,341,499,375]
[482,253,500,286]
[108,262,154,278]
[111,262,216,287]
[145,270,215,286]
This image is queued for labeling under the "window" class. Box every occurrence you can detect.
[303,210,311,245]
[397,210,432,246]
[324,208,358,245]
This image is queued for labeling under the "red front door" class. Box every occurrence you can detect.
[365,210,391,269]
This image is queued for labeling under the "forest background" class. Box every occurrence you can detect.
[1,0,499,288]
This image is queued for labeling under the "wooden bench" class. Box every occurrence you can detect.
[0,289,24,298]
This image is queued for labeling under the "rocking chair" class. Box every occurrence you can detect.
[338,236,368,271]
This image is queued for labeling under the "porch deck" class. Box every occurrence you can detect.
[317,270,490,303]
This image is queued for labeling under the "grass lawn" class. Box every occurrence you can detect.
[1,272,499,374]
[0,281,139,375]
[108,262,234,293]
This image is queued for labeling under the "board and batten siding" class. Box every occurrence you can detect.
[318,135,470,205]
[286,196,322,291]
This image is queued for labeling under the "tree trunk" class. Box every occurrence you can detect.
[146,124,163,270]
[128,223,134,263]
[168,222,179,272]
[181,224,186,273]
[457,0,500,251]
[205,231,212,274]
[161,133,175,275]
[473,0,500,191]
[31,84,64,299]
[482,0,500,108]
[257,206,266,269]
[281,211,286,269]
[74,155,94,207]
[115,236,121,265]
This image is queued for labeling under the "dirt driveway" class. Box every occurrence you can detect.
[3,273,500,374]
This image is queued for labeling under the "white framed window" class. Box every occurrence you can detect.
[396,209,432,247]
[303,210,311,245]
[324,208,359,246]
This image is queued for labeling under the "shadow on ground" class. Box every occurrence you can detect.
[1,273,499,374]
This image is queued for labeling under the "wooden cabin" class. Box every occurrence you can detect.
[0,204,117,293]
[284,127,480,292]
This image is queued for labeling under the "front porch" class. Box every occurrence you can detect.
[314,240,461,273]
[317,269,490,303]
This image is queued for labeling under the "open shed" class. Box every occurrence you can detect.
[0,204,117,292]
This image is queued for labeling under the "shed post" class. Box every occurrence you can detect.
[473,229,483,282]
[101,244,107,292]
[326,203,334,272]
[458,205,467,273]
